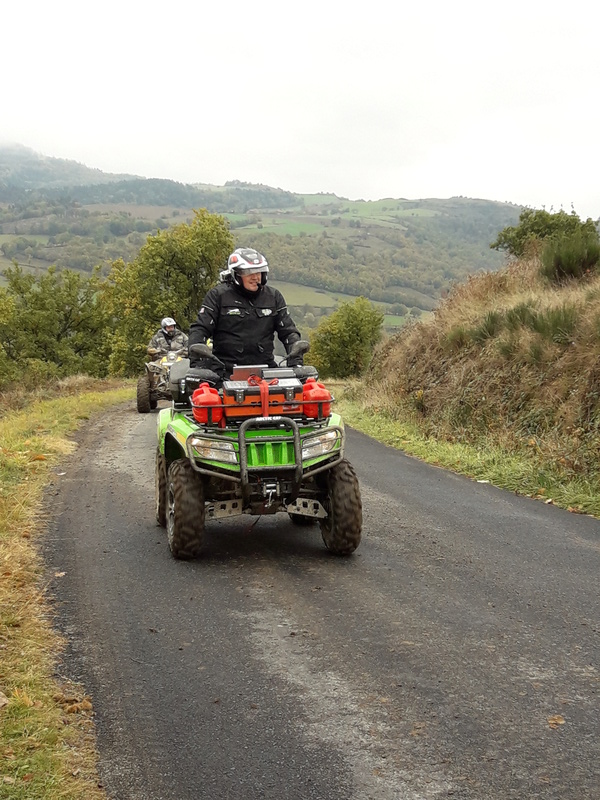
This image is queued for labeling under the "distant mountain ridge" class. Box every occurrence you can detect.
[0,143,523,316]
[0,143,140,188]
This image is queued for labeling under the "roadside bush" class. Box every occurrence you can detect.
[105,209,233,376]
[309,297,384,378]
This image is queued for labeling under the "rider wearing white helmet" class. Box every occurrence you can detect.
[148,317,189,357]
[188,248,302,377]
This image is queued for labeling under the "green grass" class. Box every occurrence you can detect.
[295,195,439,218]
[271,281,416,328]
[270,279,364,307]
[235,219,325,235]
[382,314,408,327]
[295,193,342,206]
[345,200,438,219]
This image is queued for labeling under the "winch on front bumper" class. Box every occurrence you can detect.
[184,415,344,518]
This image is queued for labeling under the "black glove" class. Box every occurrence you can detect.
[190,356,211,370]
[285,335,304,368]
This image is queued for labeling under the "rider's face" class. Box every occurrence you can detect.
[240,271,262,291]
[165,326,175,334]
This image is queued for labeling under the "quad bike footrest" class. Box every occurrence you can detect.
[286,498,327,518]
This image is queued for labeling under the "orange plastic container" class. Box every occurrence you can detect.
[302,378,332,419]
[222,377,303,419]
[191,383,223,424]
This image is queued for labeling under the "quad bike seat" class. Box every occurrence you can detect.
[168,363,222,405]
[167,358,191,402]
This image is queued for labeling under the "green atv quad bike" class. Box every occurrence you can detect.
[154,342,362,559]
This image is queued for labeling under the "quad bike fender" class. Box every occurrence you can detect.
[156,408,174,456]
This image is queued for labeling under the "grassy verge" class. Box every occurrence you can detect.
[0,379,133,799]
[331,381,600,518]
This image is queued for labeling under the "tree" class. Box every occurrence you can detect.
[0,290,18,386]
[309,297,384,378]
[0,264,110,385]
[104,208,234,376]
[490,208,599,257]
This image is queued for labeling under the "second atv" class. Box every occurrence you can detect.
[137,348,187,414]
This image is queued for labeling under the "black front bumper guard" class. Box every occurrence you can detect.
[185,416,344,505]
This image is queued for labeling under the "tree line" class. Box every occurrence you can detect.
[0,210,387,389]
[3,206,594,391]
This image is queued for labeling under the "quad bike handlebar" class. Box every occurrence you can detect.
[188,339,309,369]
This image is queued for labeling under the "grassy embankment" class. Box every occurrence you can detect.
[0,378,132,799]
[336,255,600,517]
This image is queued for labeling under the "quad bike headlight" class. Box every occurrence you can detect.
[190,437,238,464]
[302,430,338,461]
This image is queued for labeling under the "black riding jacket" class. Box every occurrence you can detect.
[188,280,301,374]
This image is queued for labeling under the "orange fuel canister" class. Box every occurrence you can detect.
[191,383,223,424]
[302,377,332,419]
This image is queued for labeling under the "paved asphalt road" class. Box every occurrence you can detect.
[43,403,599,800]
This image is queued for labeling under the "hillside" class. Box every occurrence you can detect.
[353,254,600,513]
[0,143,138,189]
[0,143,522,318]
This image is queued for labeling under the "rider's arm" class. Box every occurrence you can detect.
[188,289,220,366]
[179,332,189,356]
[148,331,165,354]
[274,291,302,365]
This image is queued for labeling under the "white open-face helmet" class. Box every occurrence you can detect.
[161,317,177,332]
[227,248,269,286]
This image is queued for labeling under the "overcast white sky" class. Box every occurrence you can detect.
[3,0,599,219]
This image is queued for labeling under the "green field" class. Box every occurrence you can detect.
[270,279,363,307]
[235,219,324,235]
[270,279,416,329]
[296,193,343,206]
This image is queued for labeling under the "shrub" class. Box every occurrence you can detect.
[309,297,384,378]
[540,230,600,283]
[491,208,599,257]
